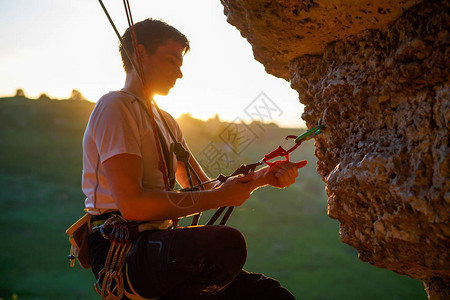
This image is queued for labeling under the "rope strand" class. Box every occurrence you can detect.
[122,0,170,192]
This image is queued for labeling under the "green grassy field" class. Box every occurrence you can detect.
[0,97,427,299]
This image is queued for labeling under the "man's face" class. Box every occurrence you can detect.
[142,40,184,96]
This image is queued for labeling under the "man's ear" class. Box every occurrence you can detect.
[134,44,148,61]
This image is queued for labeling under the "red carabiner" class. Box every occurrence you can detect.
[262,135,302,166]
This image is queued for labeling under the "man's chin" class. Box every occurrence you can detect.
[147,83,172,97]
[155,90,170,97]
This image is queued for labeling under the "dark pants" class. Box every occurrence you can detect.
[90,225,295,299]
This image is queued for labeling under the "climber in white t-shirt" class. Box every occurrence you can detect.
[83,18,306,299]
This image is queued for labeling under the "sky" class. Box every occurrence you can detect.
[0,0,306,128]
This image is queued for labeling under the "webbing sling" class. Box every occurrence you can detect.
[118,90,175,189]
[137,98,205,226]
[124,90,204,225]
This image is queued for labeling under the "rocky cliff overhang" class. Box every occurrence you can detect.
[222,0,450,299]
[222,0,421,80]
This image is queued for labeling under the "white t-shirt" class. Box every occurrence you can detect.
[82,90,184,222]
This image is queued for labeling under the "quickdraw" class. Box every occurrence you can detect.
[94,215,138,300]
[186,125,326,191]
[263,124,324,165]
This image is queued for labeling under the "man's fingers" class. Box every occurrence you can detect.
[236,171,255,182]
[270,160,307,169]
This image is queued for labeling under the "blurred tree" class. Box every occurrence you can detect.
[178,112,193,120]
[38,93,51,101]
[15,88,26,97]
[69,89,87,101]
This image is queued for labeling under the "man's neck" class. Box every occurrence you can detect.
[123,70,153,100]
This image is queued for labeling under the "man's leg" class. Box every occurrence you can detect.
[125,225,247,299]
[219,270,296,300]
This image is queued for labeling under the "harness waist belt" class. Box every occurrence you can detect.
[92,213,172,232]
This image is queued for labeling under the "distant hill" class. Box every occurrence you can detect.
[0,96,94,185]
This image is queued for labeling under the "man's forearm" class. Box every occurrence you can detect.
[251,167,270,191]
[119,188,223,221]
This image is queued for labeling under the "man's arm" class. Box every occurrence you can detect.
[103,153,307,221]
[102,153,257,221]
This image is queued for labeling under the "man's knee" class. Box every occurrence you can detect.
[186,225,247,285]
[209,226,247,266]
[214,226,246,248]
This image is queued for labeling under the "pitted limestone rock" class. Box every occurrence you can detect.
[290,0,449,297]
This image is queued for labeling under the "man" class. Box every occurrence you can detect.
[83,18,306,299]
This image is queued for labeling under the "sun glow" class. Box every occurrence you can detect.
[0,0,305,128]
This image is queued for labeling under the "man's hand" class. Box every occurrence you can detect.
[264,160,307,188]
[218,171,256,207]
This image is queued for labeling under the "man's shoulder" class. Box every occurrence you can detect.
[88,91,137,122]
[97,91,133,106]
[92,91,139,115]
[159,109,175,121]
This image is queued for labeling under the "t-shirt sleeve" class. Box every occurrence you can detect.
[91,95,142,163]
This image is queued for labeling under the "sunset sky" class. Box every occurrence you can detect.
[0,0,306,128]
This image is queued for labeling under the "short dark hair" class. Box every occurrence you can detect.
[119,18,190,72]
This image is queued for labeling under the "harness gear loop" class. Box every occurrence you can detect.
[94,215,139,300]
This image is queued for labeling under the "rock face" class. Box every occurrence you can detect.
[222,0,421,80]
[222,0,449,298]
